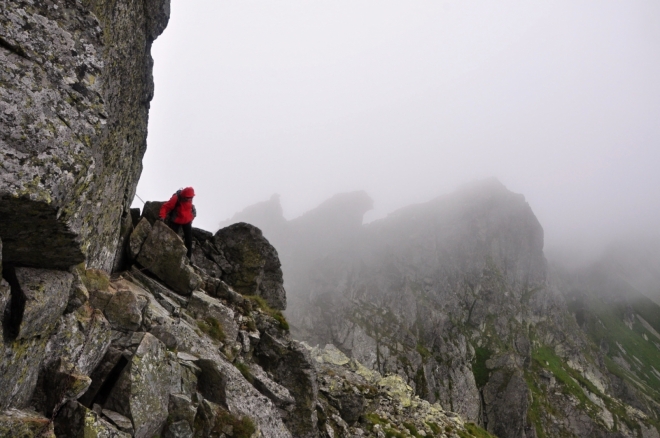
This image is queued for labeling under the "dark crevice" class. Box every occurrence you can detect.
[0,36,30,60]
[89,355,129,407]
[2,264,26,342]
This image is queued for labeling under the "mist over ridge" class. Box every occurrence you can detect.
[136,0,660,266]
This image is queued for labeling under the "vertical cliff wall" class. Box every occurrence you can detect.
[0,0,169,270]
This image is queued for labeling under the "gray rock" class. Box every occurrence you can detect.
[103,288,145,332]
[137,220,201,295]
[0,0,170,272]
[150,325,179,350]
[11,267,73,340]
[128,217,152,261]
[0,335,50,410]
[104,333,180,438]
[257,336,319,437]
[102,409,134,435]
[0,409,55,438]
[55,401,130,438]
[168,394,197,427]
[164,420,193,438]
[482,369,532,438]
[141,201,165,225]
[248,363,296,411]
[187,291,238,343]
[213,222,287,310]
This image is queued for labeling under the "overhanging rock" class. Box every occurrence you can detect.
[0,0,170,270]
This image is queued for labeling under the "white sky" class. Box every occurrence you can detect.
[135,0,660,258]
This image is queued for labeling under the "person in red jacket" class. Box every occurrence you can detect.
[159,186,197,259]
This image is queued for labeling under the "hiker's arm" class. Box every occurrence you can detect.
[159,195,178,219]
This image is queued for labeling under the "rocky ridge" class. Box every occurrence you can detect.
[0,211,488,438]
[227,179,660,438]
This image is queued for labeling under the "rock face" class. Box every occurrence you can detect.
[192,222,287,310]
[136,220,201,295]
[0,0,170,271]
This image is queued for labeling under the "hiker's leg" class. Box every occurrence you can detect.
[168,222,181,234]
[182,222,193,259]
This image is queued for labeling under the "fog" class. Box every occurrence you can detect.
[134,0,660,265]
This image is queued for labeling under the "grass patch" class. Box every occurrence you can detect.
[212,408,256,438]
[384,428,404,438]
[532,347,594,409]
[576,294,660,403]
[461,423,497,438]
[234,362,254,384]
[426,422,442,435]
[416,343,431,360]
[472,346,492,388]
[197,317,226,342]
[402,421,425,438]
[246,295,289,330]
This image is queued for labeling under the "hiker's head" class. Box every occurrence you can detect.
[181,187,195,201]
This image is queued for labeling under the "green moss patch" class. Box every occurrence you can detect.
[234,362,254,384]
[76,264,109,291]
[246,295,289,331]
[472,346,492,388]
[212,408,256,438]
[196,317,226,342]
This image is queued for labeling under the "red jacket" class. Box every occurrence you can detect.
[160,193,195,224]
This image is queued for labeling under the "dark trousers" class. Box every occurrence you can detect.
[169,221,193,259]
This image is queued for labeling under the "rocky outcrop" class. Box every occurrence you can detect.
[0,212,309,437]
[135,220,201,295]
[0,0,169,271]
[192,222,287,310]
[309,344,495,438]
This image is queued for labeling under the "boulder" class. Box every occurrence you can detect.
[6,267,73,340]
[213,222,287,310]
[256,336,319,437]
[141,201,165,225]
[103,288,145,332]
[163,420,193,438]
[102,409,134,435]
[104,333,181,438]
[187,291,238,343]
[0,0,170,271]
[137,220,201,295]
[128,218,152,261]
[248,363,296,411]
[34,307,111,408]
